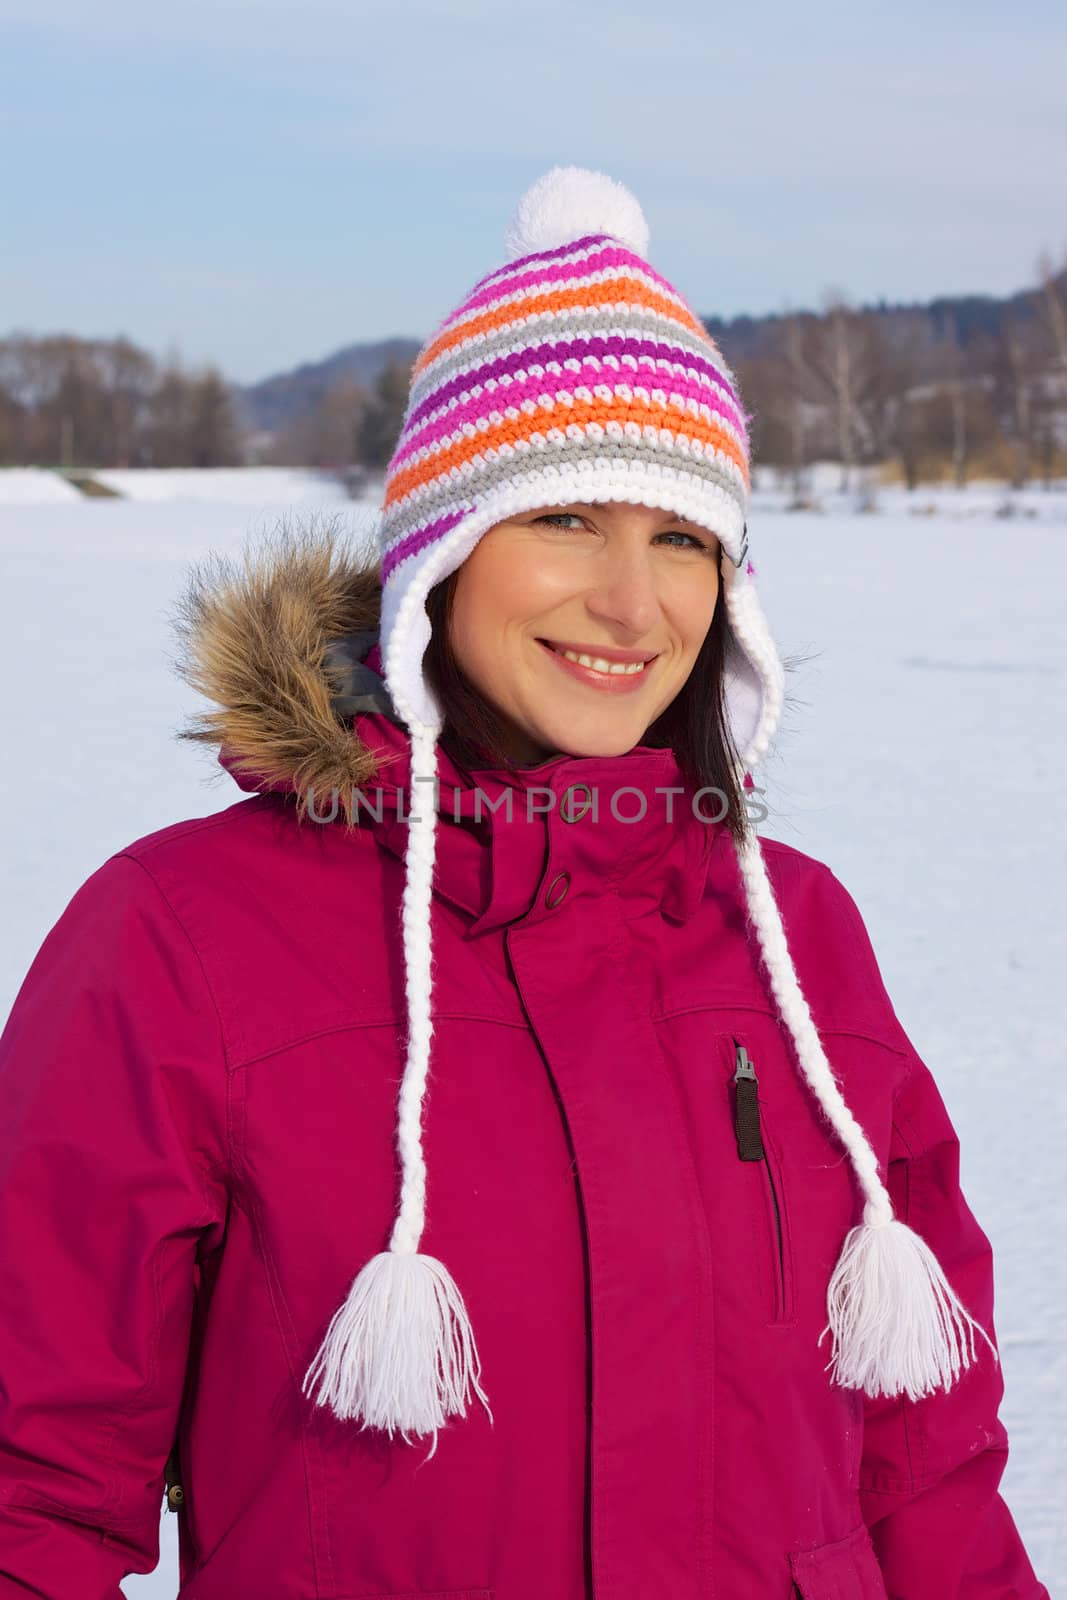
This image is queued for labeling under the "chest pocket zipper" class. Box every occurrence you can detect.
[731,1038,795,1325]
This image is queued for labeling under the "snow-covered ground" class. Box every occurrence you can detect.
[0,467,84,503]
[750,460,1067,524]
[0,478,1062,1594]
[91,466,353,505]
[4,460,1067,522]
[0,464,352,507]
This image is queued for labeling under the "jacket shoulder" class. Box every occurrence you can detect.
[116,792,283,864]
[102,793,392,1068]
[757,831,867,932]
[752,832,910,1051]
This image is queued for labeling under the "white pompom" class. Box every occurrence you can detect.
[504,164,650,261]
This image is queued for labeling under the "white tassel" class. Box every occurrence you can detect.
[302,1248,492,1454]
[302,716,492,1457]
[733,826,999,1404]
[819,1203,999,1401]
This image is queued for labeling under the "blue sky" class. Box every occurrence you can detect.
[2,0,1065,385]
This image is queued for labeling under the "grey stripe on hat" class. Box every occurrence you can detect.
[381,432,745,545]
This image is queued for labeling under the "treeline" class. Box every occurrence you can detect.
[0,335,243,468]
[271,253,1067,491]
[5,250,1067,488]
[723,251,1067,491]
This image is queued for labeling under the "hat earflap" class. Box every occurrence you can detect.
[302,718,492,1456]
[733,827,999,1401]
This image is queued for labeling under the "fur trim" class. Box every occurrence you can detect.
[169,515,390,825]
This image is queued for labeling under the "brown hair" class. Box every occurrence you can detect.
[422,543,748,844]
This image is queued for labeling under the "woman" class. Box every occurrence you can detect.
[0,167,1048,1598]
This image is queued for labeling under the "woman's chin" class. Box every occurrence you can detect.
[525,716,650,762]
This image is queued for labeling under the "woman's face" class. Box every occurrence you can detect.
[447,500,722,765]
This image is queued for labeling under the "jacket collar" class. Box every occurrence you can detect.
[174,526,720,932]
[351,700,719,933]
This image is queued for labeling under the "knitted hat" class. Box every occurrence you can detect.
[301,166,996,1452]
[376,164,775,768]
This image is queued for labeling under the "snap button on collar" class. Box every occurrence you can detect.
[545,871,571,908]
[560,783,594,823]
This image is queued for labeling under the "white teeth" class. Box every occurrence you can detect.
[558,648,647,675]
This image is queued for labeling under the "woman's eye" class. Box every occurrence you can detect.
[532,515,713,553]
[658,531,712,551]
[534,513,586,529]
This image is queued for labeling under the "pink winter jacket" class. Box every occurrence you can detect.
[0,541,1050,1598]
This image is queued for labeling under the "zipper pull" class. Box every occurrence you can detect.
[733,1041,765,1162]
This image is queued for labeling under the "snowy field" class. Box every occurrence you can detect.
[0,469,1062,1594]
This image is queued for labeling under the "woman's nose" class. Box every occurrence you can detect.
[583,555,661,637]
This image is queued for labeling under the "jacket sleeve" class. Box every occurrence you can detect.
[837,920,1050,1594]
[0,851,230,1598]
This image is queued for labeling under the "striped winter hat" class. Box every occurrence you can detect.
[375,164,777,769]
[301,166,997,1454]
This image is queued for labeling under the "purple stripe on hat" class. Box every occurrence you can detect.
[381,505,472,582]
[391,365,746,474]
[452,243,683,323]
[464,234,612,297]
[405,335,745,444]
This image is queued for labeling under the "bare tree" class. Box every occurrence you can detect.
[1037,249,1067,371]
[805,292,884,490]
[0,384,26,465]
[738,309,827,502]
[356,359,413,470]
[993,318,1041,490]
[186,369,243,467]
[781,310,815,496]
[98,339,157,466]
[270,378,369,468]
[146,362,192,467]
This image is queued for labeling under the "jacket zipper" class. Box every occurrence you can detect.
[732,1039,786,1317]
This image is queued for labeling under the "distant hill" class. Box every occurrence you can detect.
[238,337,422,434]
[704,279,1056,365]
[238,272,1065,437]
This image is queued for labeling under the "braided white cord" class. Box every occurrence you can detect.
[734,824,893,1227]
[389,719,440,1255]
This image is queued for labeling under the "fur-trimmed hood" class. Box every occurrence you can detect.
[171,521,401,821]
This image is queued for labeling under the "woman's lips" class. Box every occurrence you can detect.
[537,638,656,694]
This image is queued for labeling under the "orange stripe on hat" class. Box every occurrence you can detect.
[383,396,750,511]
[413,276,712,380]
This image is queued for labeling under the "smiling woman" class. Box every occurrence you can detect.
[424,498,746,830]
[0,165,1049,1600]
